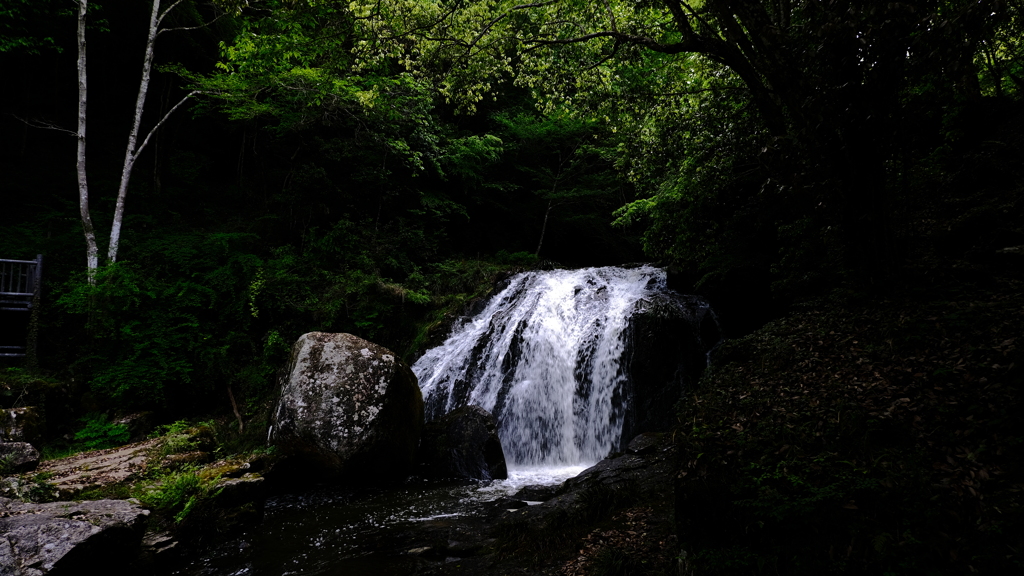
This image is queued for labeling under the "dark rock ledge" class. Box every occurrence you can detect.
[400,433,681,576]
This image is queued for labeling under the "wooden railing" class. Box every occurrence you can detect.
[0,255,43,358]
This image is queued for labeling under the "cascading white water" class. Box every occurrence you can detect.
[412,265,671,468]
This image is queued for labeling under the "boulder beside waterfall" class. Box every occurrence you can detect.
[269,332,424,482]
[418,405,508,481]
[619,292,720,448]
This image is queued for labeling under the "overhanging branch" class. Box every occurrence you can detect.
[11,115,76,136]
[527,31,710,56]
[134,90,199,159]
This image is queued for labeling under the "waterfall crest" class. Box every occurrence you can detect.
[413,265,685,468]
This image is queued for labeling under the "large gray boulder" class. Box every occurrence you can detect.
[269,332,424,482]
[418,405,508,481]
[0,497,149,575]
[0,442,40,473]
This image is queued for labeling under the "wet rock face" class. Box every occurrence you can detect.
[270,332,424,482]
[619,293,720,449]
[0,442,39,473]
[0,497,149,576]
[513,484,558,502]
[113,412,156,443]
[418,405,508,481]
[493,433,678,555]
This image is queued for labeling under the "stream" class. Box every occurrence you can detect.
[171,467,585,575]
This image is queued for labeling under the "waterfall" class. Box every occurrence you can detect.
[413,265,707,468]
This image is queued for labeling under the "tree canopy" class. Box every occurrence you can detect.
[0,0,1020,423]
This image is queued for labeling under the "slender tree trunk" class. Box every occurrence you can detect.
[535,200,553,257]
[76,0,99,279]
[74,0,204,275]
[25,255,42,370]
[108,0,162,264]
[106,0,197,264]
[227,384,244,434]
[153,80,171,195]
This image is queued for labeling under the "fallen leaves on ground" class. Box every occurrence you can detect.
[560,506,677,576]
[675,276,1024,573]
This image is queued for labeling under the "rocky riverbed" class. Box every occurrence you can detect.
[166,432,680,576]
[1,429,680,575]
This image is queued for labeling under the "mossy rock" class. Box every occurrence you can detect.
[1,406,43,445]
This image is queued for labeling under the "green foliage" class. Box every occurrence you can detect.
[74,482,132,502]
[494,251,538,267]
[324,0,1022,290]
[609,54,785,290]
[0,368,62,409]
[195,0,447,176]
[152,420,203,457]
[0,0,67,54]
[38,445,76,462]
[974,0,1024,99]
[137,422,226,523]
[493,110,631,257]
[72,413,130,451]
[22,472,58,503]
[137,467,222,523]
[55,234,265,411]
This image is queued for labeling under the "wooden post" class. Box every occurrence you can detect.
[26,255,42,369]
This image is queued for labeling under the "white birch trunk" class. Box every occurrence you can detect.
[108,0,162,264]
[76,0,99,278]
[105,0,196,263]
[79,0,198,269]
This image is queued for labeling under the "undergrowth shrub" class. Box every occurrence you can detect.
[0,368,63,409]
[137,467,222,523]
[152,420,216,457]
[0,455,16,475]
[72,413,130,451]
[49,231,529,418]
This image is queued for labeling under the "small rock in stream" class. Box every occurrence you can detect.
[512,484,559,502]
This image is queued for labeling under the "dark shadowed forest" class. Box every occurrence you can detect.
[1,1,1022,574]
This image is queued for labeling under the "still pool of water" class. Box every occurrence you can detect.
[172,466,586,576]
